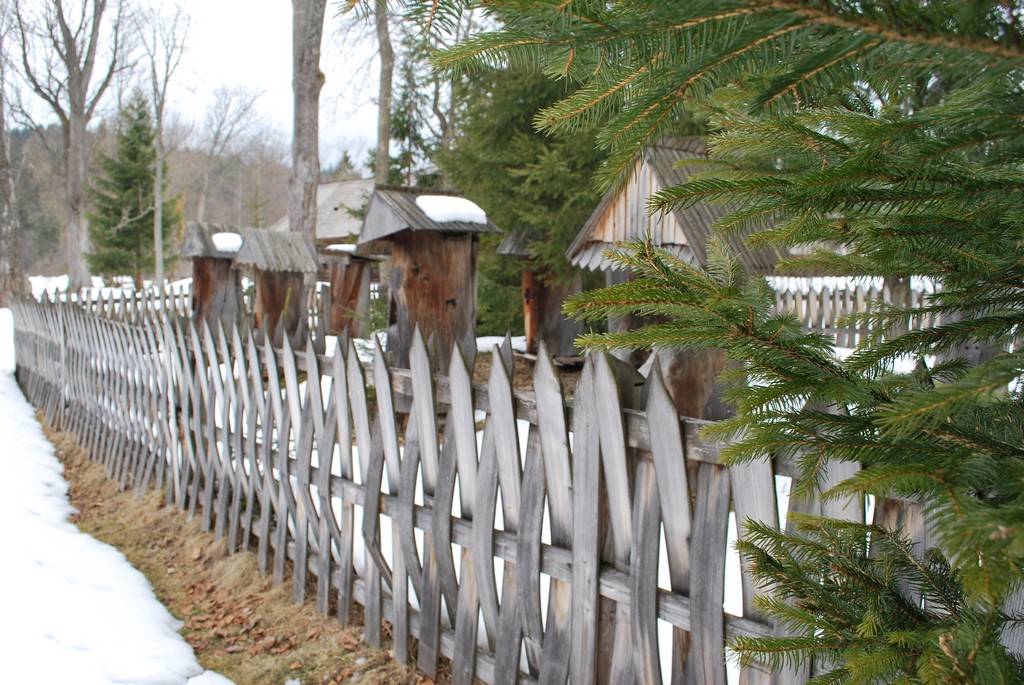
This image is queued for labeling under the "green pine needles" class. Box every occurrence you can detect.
[87,89,179,288]
[430,0,1024,681]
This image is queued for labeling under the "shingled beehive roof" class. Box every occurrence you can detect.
[356,186,501,255]
[567,137,784,274]
[267,179,374,242]
[181,221,243,260]
[234,229,320,273]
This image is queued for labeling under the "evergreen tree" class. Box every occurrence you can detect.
[87,90,179,288]
[434,1,1024,681]
[439,68,606,334]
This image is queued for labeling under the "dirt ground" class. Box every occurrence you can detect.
[45,426,440,685]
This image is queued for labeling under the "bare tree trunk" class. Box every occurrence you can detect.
[141,5,189,290]
[374,0,393,186]
[153,135,165,287]
[289,0,326,236]
[195,86,261,223]
[16,0,124,290]
[0,59,18,306]
[67,113,91,288]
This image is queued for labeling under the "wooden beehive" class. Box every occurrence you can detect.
[357,187,501,369]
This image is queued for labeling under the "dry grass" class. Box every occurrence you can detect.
[47,425,435,685]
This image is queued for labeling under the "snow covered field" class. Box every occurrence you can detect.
[0,308,234,685]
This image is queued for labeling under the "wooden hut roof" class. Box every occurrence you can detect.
[356,186,501,255]
[181,221,243,260]
[496,228,532,257]
[267,179,374,242]
[567,137,784,274]
[234,229,320,273]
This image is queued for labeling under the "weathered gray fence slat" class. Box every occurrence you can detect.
[105,319,131,479]
[281,334,314,604]
[332,345,357,622]
[410,330,445,675]
[253,333,276,572]
[136,318,166,495]
[631,457,662,684]
[112,319,133,482]
[202,322,232,541]
[516,424,545,675]
[570,357,601,683]
[225,325,249,553]
[730,457,778,685]
[488,345,526,685]
[190,322,218,532]
[262,333,296,586]
[532,343,573,685]
[168,319,194,511]
[240,330,265,558]
[691,462,731,685]
[305,339,338,616]
[94,315,115,474]
[447,345,482,685]
[472,406,502,652]
[645,362,695,685]
[345,338,378,633]
[377,340,413,664]
[594,354,638,684]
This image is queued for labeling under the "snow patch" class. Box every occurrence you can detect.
[324,243,357,253]
[415,195,487,224]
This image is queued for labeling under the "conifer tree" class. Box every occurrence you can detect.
[87,89,179,288]
[439,68,606,333]
[431,1,1024,681]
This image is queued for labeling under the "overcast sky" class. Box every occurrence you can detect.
[168,0,379,170]
[12,0,380,171]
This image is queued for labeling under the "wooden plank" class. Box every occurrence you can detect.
[345,335,381,638]
[516,426,545,675]
[189,321,215,529]
[410,330,451,675]
[570,357,601,683]
[473,425,501,650]
[447,345,481,685]
[202,321,232,542]
[361,417,387,648]
[631,459,662,684]
[237,326,260,552]
[220,324,246,553]
[333,346,357,622]
[262,330,292,584]
[532,343,573,685]
[645,362,695,685]
[311,340,339,617]
[690,462,731,685]
[282,334,313,604]
[730,457,778,685]
[488,346,525,684]
[593,355,635,685]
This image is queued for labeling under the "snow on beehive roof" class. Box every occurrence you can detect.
[357,186,501,252]
[234,228,320,273]
[181,221,243,260]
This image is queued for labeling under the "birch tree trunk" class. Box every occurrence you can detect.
[289,0,327,236]
[374,0,394,185]
[141,5,189,289]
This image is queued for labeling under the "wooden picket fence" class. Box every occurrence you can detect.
[10,295,847,685]
[770,278,941,347]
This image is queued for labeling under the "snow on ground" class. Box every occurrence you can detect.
[0,308,234,685]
